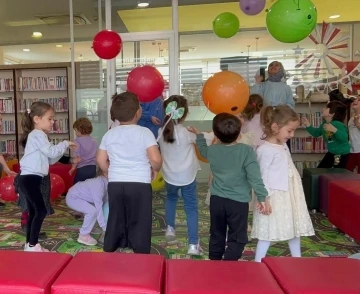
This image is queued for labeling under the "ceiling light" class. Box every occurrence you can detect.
[23,49,30,52]
[137,2,149,8]
[329,15,340,19]
[32,32,42,38]
[56,44,63,48]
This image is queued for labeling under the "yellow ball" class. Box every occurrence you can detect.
[151,171,165,191]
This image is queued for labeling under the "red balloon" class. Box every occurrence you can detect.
[0,175,17,202]
[127,65,165,103]
[50,173,65,201]
[93,30,122,60]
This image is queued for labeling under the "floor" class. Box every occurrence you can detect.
[0,182,359,260]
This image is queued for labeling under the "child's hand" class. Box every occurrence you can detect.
[4,169,17,176]
[151,168,158,181]
[264,199,272,215]
[187,126,200,135]
[257,201,265,213]
[71,156,82,164]
[151,116,161,126]
[323,123,337,133]
[69,167,76,176]
[301,117,310,127]
[68,141,78,150]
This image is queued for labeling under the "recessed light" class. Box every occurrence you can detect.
[329,15,340,19]
[23,49,30,52]
[32,32,42,38]
[56,44,63,48]
[137,2,149,8]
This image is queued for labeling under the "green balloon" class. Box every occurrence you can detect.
[266,0,317,43]
[213,12,240,39]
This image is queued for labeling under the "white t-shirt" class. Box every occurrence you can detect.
[158,124,200,186]
[99,125,157,183]
[348,117,360,153]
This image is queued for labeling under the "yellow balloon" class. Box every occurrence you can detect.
[151,171,165,192]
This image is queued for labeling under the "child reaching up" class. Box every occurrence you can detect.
[252,105,314,262]
[66,171,108,246]
[18,102,77,252]
[347,98,360,173]
[302,101,350,168]
[157,95,200,255]
[188,113,267,261]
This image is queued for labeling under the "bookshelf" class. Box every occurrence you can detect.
[0,63,74,160]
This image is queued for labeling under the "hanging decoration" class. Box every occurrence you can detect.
[295,21,350,78]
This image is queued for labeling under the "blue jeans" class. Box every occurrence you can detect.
[165,180,198,244]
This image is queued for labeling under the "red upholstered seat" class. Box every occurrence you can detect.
[263,257,360,294]
[0,251,71,294]
[52,252,165,294]
[328,180,360,242]
[165,259,284,294]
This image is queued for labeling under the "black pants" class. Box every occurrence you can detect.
[318,152,349,168]
[209,195,249,261]
[18,175,47,245]
[74,165,96,184]
[104,182,153,254]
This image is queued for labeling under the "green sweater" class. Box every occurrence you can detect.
[196,134,267,203]
[306,120,350,155]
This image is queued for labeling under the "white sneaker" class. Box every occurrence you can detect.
[187,244,200,255]
[77,234,97,246]
[165,226,177,244]
[24,243,28,251]
[25,244,49,252]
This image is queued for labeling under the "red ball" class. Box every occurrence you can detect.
[50,173,65,201]
[0,175,17,202]
[127,65,165,103]
[93,30,122,60]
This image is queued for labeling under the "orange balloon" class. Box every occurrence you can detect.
[202,71,249,115]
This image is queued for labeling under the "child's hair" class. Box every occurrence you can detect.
[110,93,117,122]
[327,100,347,122]
[261,105,298,139]
[242,94,264,120]
[110,92,140,122]
[73,117,93,135]
[213,113,241,144]
[163,95,189,143]
[20,101,54,148]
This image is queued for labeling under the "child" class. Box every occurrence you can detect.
[302,101,350,168]
[188,113,267,261]
[157,95,200,255]
[252,105,315,262]
[18,102,77,252]
[0,155,17,208]
[346,98,360,173]
[66,171,108,246]
[97,92,162,254]
[70,117,98,184]
[138,96,165,138]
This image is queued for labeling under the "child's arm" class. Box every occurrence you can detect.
[187,127,209,159]
[36,133,76,159]
[0,155,16,176]
[69,138,80,175]
[97,149,109,173]
[326,121,349,142]
[147,146,162,172]
[302,117,322,137]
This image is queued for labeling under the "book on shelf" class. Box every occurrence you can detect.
[0,140,16,155]
[290,137,327,153]
[0,98,15,113]
[297,112,322,128]
[0,78,13,92]
[0,120,15,134]
[51,118,69,133]
[20,97,68,112]
[50,138,67,145]
[19,76,67,91]
[294,161,320,177]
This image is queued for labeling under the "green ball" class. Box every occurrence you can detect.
[213,12,240,39]
[266,0,317,43]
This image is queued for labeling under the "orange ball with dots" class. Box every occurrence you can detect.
[202,71,249,115]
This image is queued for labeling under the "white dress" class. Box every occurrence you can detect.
[251,143,315,241]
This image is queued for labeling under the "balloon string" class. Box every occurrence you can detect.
[200,101,210,124]
[293,0,300,10]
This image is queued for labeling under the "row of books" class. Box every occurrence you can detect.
[0,98,15,113]
[0,79,13,92]
[0,140,16,155]
[294,161,320,177]
[51,119,69,133]
[0,120,16,134]
[297,112,323,128]
[19,76,67,91]
[290,137,327,153]
[19,97,68,112]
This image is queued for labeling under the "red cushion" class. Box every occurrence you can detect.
[0,251,71,294]
[328,180,360,242]
[263,257,360,293]
[52,252,165,294]
[165,259,284,294]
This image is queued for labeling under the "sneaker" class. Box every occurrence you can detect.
[187,244,201,255]
[24,242,28,251]
[165,226,177,244]
[25,244,49,252]
[77,234,97,246]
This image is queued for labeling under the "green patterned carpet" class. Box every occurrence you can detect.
[0,182,359,259]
